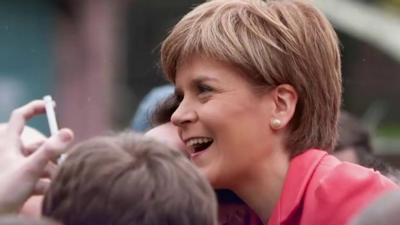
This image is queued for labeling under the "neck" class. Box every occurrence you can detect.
[231,149,290,223]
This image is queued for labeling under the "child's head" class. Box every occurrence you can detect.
[42,132,217,225]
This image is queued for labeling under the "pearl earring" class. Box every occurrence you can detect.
[270,118,282,130]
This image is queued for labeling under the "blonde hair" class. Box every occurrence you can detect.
[161,0,342,155]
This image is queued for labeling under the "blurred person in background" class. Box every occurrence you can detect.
[131,85,174,132]
[334,111,400,183]
[334,111,376,164]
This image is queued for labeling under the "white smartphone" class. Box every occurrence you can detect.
[43,95,58,136]
[43,95,66,164]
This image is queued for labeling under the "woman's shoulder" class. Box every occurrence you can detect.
[315,154,398,192]
[270,150,398,225]
[305,154,398,225]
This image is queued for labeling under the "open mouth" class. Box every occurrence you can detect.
[186,137,213,154]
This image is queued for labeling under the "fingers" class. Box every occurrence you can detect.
[26,129,74,176]
[22,140,45,156]
[33,179,50,196]
[40,162,57,179]
[6,100,46,136]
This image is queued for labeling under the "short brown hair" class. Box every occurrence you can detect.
[42,132,217,225]
[161,0,342,155]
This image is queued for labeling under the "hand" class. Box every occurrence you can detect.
[0,100,74,214]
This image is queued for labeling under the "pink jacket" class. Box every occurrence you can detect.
[267,149,398,225]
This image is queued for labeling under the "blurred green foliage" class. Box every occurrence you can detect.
[362,0,400,9]
[384,0,400,8]
[377,124,400,138]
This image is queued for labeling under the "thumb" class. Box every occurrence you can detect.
[26,129,74,176]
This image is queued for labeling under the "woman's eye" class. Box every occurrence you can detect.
[197,84,214,94]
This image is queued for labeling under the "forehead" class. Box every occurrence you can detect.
[145,123,177,139]
[175,56,245,84]
[174,55,267,95]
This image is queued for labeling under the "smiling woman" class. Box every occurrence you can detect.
[172,56,281,189]
[159,0,399,225]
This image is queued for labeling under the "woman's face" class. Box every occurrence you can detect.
[171,55,276,188]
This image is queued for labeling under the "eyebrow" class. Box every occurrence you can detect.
[190,76,219,85]
[174,75,219,95]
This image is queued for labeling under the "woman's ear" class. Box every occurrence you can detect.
[269,84,298,130]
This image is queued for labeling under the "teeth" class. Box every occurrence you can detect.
[186,137,213,147]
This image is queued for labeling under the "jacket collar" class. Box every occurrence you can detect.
[278,149,327,223]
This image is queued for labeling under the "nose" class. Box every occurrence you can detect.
[171,99,198,127]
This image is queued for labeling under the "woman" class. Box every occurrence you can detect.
[159,0,398,224]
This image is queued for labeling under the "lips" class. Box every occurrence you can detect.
[184,137,213,154]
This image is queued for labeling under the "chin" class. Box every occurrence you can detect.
[204,171,227,189]
[198,167,217,187]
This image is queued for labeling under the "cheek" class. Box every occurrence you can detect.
[160,133,186,153]
[145,126,186,153]
[170,136,186,153]
[208,104,272,160]
[205,101,269,136]
[168,126,186,152]
[201,101,253,128]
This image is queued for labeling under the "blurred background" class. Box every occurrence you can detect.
[0,0,399,163]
